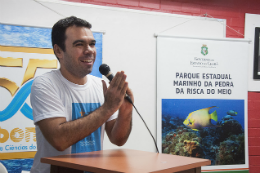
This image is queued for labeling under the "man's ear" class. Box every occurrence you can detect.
[53,44,63,60]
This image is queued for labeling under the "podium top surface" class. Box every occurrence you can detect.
[41,149,211,173]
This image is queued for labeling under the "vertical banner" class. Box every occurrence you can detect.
[0,23,103,171]
[157,36,249,172]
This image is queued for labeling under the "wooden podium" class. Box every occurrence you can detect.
[41,149,211,173]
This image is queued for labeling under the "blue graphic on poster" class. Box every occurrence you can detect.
[162,99,245,165]
[0,80,34,122]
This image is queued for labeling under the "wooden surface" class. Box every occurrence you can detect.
[41,149,210,173]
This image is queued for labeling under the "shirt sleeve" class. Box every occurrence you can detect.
[107,110,118,122]
[30,76,66,124]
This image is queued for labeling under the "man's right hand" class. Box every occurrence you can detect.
[102,71,128,114]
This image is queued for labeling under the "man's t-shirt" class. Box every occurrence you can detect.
[30,70,117,173]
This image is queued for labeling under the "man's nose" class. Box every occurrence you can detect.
[84,45,95,54]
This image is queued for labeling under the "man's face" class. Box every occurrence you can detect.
[59,25,96,79]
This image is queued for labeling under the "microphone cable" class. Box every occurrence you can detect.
[129,100,160,153]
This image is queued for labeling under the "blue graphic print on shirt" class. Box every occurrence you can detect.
[71,103,101,154]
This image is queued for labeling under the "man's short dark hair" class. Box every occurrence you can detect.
[51,16,92,56]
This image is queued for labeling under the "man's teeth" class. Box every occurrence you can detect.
[82,60,92,62]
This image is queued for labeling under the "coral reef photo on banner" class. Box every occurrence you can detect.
[161,99,245,165]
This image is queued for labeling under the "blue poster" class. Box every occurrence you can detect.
[0,23,103,172]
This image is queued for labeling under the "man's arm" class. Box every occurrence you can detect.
[36,71,129,151]
[37,105,113,151]
[104,80,134,146]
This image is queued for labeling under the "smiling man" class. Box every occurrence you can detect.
[30,16,133,173]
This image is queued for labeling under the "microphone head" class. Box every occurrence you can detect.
[99,64,111,76]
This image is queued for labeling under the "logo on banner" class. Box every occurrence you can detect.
[0,55,57,153]
[0,57,57,122]
[201,44,208,56]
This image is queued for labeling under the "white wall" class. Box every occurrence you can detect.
[0,0,226,152]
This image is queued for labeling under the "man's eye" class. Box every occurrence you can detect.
[76,43,83,46]
[90,43,96,46]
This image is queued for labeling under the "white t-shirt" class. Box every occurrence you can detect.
[30,70,117,173]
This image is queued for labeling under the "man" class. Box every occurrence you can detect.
[30,16,133,173]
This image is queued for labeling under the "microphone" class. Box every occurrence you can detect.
[99,64,114,81]
[99,64,133,104]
